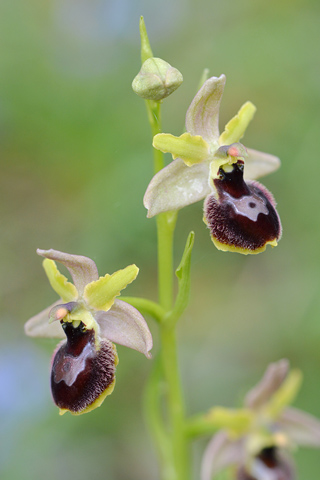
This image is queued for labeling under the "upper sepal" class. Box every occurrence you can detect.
[186,75,225,143]
[37,249,99,295]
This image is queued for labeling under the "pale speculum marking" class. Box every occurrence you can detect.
[224,192,268,222]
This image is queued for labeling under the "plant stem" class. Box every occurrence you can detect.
[145,97,189,480]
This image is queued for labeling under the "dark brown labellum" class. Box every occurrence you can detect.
[204,162,282,254]
[236,447,295,480]
[51,321,116,414]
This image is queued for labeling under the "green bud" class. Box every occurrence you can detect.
[132,57,183,101]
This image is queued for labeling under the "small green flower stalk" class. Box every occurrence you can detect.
[201,360,320,480]
[144,74,282,254]
[25,249,152,415]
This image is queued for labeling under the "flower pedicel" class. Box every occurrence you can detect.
[25,249,152,415]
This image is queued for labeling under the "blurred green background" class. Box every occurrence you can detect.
[1,0,320,478]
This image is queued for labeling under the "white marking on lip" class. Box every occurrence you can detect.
[225,192,268,221]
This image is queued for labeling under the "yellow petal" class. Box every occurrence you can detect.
[84,265,139,311]
[266,369,303,418]
[219,101,256,145]
[42,259,78,302]
[153,132,210,166]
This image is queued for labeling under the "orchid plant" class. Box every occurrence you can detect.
[25,17,320,480]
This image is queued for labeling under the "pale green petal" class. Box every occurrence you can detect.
[186,75,226,143]
[278,407,320,447]
[95,299,153,358]
[267,369,302,418]
[153,133,210,166]
[37,249,99,295]
[244,148,281,180]
[219,101,256,145]
[24,301,66,338]
[201,431,244,480]
[143,158,211,217]
[42,259,78,302]
[84,265,139,311]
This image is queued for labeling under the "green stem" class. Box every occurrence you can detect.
[145,99,163,173]
[185,414,220,439]
[145,97,189,480]
[157,210,189,480]
[160,324,189,480]
[156,211,177,311]
[120,296,165,323]
[144,357,173,475]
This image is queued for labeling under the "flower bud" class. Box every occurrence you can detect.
[132,57,183,101]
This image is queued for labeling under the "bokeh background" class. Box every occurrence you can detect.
[1,0,320,478]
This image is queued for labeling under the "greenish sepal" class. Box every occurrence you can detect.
[84,265,139,311]
[267,369,303,419]
[139,16,153,64]
[132,57,183,101]
[219,101,256,145]
[165,231,194,326]
[42,259,78,302]
[153,132,209,166]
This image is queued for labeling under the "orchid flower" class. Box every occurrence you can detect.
[144,75,282,254]
[25,249,153,416]
[201,359,320,480]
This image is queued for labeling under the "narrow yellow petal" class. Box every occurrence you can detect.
[153,132,210,166]
[42,259,78,302]
[84,265,139,311]
[267,369,303,418]
[220,101,257,145]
